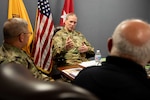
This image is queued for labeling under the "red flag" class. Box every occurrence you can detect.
[60,0,74,26]
[32,0,54,74]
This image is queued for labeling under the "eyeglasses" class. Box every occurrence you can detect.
[24,32,32,35]
[23,32,32,37]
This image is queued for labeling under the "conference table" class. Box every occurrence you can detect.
[58,59,150,81]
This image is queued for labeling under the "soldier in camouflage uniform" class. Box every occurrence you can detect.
[53,13,94,66]
[0,18,53,81]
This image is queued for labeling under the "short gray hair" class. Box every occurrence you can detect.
[3,18,28,39]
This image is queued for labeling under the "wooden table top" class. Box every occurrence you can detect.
[58,65,84,81]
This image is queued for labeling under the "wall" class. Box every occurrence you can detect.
[0,0,149,57]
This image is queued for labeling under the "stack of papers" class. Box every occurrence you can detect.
[79,60,101,67]
[62,67,83,79]
[79,58,106,67]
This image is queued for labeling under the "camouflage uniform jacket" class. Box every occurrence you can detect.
[52,28,94,66]
[0,43,51,81]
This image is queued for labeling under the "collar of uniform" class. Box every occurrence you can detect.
[62,27,76,34]
[2,43,24,54]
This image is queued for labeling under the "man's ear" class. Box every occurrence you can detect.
[18,33,24,42]
[107,37,113,53]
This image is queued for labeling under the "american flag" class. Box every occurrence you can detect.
[32,0,54,74]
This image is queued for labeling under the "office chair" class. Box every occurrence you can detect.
[0,62,99,100]
[54,26,63,35]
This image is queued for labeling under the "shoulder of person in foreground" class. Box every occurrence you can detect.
[73,66,100,83]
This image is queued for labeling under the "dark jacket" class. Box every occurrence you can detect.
[73,56,150,100]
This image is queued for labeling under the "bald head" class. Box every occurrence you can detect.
[115,19,150,46]
[108,19,150,66]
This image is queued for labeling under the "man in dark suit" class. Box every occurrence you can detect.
[73,19,150,100]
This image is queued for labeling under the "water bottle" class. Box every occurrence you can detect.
[95,50,101,65]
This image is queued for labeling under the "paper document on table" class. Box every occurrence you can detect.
[79,58,106,67]
[62,68,83,79]
[79,60,101,67]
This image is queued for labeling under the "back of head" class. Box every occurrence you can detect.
[110,19,150,66]
[0,62,98,100]
[3,18,28,40]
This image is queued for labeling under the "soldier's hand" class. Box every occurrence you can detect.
[65,37,74,50]
[78,42,88,53]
